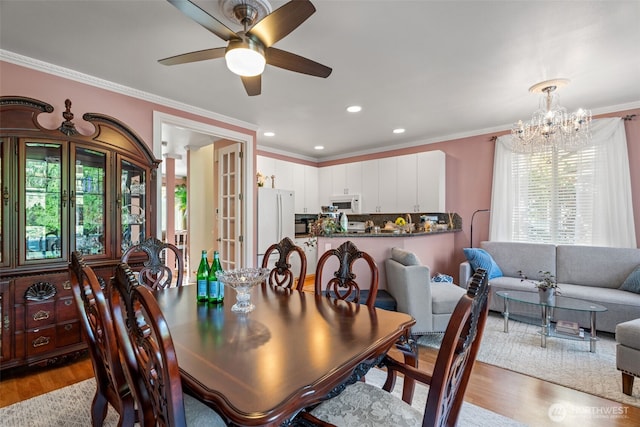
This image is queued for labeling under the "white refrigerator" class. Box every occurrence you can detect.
[257,188,295,266]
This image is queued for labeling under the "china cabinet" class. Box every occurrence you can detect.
[0,96,160,370]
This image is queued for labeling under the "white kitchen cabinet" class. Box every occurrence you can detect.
[361,159,379,213]
[293,163,320,214]
[318,166,333,208]
[257,156,276,185]
[274,158,294,190]
[304,165,319,213]
[416,151,446,212]
[330,162,362,196]
[396,154,418,212]
[361,157,397,213]
[292,163,306,213]
[377,157,398,212]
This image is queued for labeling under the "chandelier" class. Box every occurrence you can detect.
[512,79,592,153]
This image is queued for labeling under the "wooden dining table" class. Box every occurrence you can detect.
[154,284,415,427]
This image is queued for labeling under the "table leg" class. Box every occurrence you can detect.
[541,305,548,348]
[590,311,597,353]
[502,297,509,333]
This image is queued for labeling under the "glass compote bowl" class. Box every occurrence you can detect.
[217,268,270,313]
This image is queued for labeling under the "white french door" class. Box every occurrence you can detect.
[217,143,243,270]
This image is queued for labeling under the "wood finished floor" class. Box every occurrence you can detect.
[1,279,638,426]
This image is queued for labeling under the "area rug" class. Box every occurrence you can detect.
[418,312,640,409]
[0,373,524,426]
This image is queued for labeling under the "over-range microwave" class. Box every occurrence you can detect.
[329,194,362,214]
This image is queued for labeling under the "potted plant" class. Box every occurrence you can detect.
[519,270,560,305]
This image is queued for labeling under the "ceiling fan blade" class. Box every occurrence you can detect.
[266,47,332,78]
[248,0,315,48]
[158,47,226,66]
[167,0,237,42]
[241,75,262,96]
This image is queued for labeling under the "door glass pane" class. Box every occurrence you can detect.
[121,160,146,252]
[75,148,106,255]
[25,143,62,260]
[0,139,4,265]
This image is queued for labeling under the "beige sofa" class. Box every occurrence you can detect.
[459,241,640,333]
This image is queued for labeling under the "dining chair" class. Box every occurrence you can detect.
[301,268,490,427]
[69,252,136,427]
[109,262,227,427]
[314,240,379,308]
[121,236,184,289]
[261,236,307,291]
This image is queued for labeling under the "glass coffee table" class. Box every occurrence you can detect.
[495,290,608,353]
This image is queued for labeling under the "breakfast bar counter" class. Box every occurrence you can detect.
[316,229,460,291]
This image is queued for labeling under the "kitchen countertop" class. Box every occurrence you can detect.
[317,229,460,238]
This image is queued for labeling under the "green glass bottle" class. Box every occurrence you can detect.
[196,250,209,302]
[208,251,224,303]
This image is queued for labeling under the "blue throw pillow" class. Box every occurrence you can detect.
[620,264,640,294]
[463,248,503,280]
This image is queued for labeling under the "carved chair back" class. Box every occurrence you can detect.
[109,262,187,427]
[314,240,379,308]
[261,237,307,291]
[69,251,135,426]
[121,237,184,290]
[423,268,490,426]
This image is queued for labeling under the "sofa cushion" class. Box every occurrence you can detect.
[431,282,466,314]
[463,248,503,279]
[481,241,556,280]
[556,245,640,288]
[616,318,640,349]
[391,247,421,266]
[620,264,640,294]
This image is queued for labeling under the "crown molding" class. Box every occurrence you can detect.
[0,49,258,132]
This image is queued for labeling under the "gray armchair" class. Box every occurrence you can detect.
[385,247,466,336]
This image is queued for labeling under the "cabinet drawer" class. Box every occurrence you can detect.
[26,326,56,356]
[14,273,71,300]
[56,297,77,322]
[56,321,81,347]
[26,301,55,329]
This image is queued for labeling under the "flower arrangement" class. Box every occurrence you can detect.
[304,217,345,247]
[256,172,266,187]
[518,270,560,291]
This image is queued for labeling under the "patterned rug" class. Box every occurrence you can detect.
[418,312,640,409]
[0,371,523,427]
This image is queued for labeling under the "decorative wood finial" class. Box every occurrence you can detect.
[58,98,79,136]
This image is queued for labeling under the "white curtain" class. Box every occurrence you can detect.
[490,118,636,248]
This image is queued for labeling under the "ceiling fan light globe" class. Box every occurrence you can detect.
[225,41,266,77]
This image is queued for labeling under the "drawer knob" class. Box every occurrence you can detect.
[64,299,73,306]
[63,281,71,290]
[64,324,73,331]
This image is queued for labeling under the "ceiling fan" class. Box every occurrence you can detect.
[159,0,332,96]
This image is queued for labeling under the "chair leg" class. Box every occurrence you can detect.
[91,391,108,427]
[622,372,635,396]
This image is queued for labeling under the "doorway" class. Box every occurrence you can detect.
[153,111,255,282]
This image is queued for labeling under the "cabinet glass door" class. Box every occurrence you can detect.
[73,147,107,257]
[120,159,146,253]
[22,142,66,262]
[0,138,7,267]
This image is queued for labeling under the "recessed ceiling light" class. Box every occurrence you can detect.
[346,105,362,113]
[314,145,324,150]
[263,131,275,137]
[393,128,406,134]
